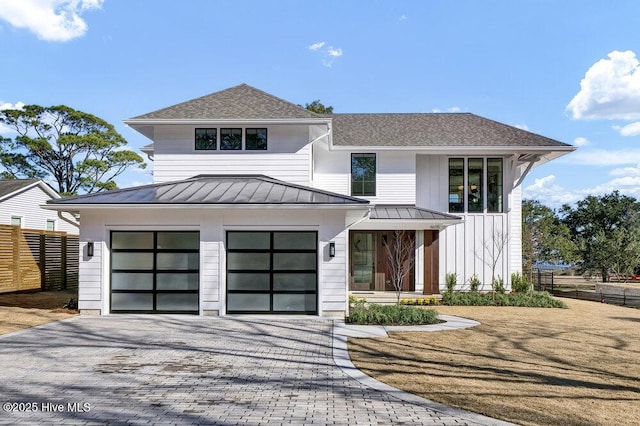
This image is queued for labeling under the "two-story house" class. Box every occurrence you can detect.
[46,84,574,316]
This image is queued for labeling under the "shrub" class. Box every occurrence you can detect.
[428,296,439,305]
[469,274,481,292]
[346,303,440,325]
[445,272,457,293]
[442,290,566,308]
[511,272,532,293]
[493,276,506,294]
[348,295,367,309]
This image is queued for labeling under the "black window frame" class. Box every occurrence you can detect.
[195,128,217,150]
[110,231,200,314]
[246,128,268,150]
[351,153,377,197]
[487,158,504,213]
[220,128,242,150]
[226,231,318,315]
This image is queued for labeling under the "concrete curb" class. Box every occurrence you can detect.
[332,315,515,426]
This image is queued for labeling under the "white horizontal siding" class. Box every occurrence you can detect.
[0,185,78,233]
[152,124,311,185]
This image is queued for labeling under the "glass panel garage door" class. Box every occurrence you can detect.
[111,231,199,314]
[226,231,317,314]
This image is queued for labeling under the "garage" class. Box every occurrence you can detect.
[110,231,200,314]
[226,231,317,314]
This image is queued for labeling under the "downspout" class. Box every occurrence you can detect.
[58,211,80,230]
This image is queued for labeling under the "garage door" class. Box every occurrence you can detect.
[226,231,317,314]
[110,231,199,314]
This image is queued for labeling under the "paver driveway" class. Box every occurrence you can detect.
[0,316,499,425]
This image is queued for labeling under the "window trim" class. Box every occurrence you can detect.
[351,153,377,197]
[10,215,23,228]
[448,157,505,214]
[46,219,56,231]
[245,128,268,151]
[195,128,217,151]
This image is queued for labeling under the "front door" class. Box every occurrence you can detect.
[350,231,375,291]
[424,230,440,294]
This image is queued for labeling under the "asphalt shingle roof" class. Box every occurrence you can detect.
[48,175,369,206]
[0,179,40,198]
[330,113,570,147]
[131,84,321,120]
[370,205,461,221]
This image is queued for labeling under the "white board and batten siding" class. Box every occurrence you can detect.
[77,208,350,316]
[151,124,312,185]
[0,184,78,234]
[312,145,416,204]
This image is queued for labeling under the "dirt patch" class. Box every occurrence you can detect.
[348,298,640,426]
[0,290,78,335]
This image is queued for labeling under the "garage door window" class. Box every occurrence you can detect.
[226,231,317,314]
[111,231,199,314]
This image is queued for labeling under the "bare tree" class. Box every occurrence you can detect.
[476,227,510,292]
[384,230,416,304]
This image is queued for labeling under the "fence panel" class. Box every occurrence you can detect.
[0,224,79,293]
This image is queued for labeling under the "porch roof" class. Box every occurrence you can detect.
[370,205,461,221]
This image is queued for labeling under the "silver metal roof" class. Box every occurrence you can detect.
[47,175,370,206]
[370,205,461,221]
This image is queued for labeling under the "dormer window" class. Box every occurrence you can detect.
[220,128,242,150]
[195,128,217,150]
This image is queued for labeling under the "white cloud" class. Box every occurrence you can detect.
[447,107,461,113]
[610,163,640,177]
[0,0,103,42]
[566,50,640,120]
[613,121,640,136]
[567,148,640,166]
[308,41,325,51]
[327,47,343,57]
[399,15,407,21]
[0,101,25,110]
[514,124,530,131]
[573,137,589,147]
[524,172,640,208]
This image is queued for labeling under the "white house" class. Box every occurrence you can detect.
[45,84,574,316]
[0,179,78,233]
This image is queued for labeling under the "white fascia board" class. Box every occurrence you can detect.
[328,144,576,154]
[124,118,332,126]
[0,180,60,202]
[42,204,371,213]
[349,219,463,231]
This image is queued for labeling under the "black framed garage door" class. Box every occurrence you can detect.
[226,231,317,314]
[110,231,199,314]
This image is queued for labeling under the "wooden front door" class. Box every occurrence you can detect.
[423,230,440,294]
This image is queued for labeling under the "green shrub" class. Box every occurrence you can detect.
[445,272,457,294]
[349,295,367,309]
[346,303,440,325]
[469,274,481,292]
[493,276,506,294]
[511,272,532,293]
[442,290,566,308]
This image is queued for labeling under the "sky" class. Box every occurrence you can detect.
[0,0,639,209]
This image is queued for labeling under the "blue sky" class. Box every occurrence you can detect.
[1,0,639,208]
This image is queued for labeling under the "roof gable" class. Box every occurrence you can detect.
[0,179,60,202]
[330,113,571,148]
[130,84,321,120]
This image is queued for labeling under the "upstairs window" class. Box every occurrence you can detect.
[220,128,242,150]
[351,153,376,196]
[448,158,504,213]
[246,128,268,150]
[11,216,22,227]
[195,128,217,150]
[46,219,56,231]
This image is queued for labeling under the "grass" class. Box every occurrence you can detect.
[442,290,567,307]
[347,303,440,325]
[348,298,640,426]
[0,290,78,335]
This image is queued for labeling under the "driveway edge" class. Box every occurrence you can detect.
[332,315,515,426]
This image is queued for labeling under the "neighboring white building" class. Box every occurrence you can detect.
[0,179,78,234]
[45,84,574,316]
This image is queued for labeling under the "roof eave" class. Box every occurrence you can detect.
[328,144,576,153]
[43,203,370,213]
[124,118,332,126]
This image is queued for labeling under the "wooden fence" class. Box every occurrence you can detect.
[0,224,79,293]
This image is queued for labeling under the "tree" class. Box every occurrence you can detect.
[383,230,415,304]
[0,105,145,195]
[478,227,510,291]
[522,199,577,272]
[301,100,333,114]
[561,191,640,282]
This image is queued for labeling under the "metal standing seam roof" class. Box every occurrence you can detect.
[47,175,370,206]
[370,205,462,221]
[130,84,321,121]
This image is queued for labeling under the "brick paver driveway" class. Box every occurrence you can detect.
[0,316,497,425]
